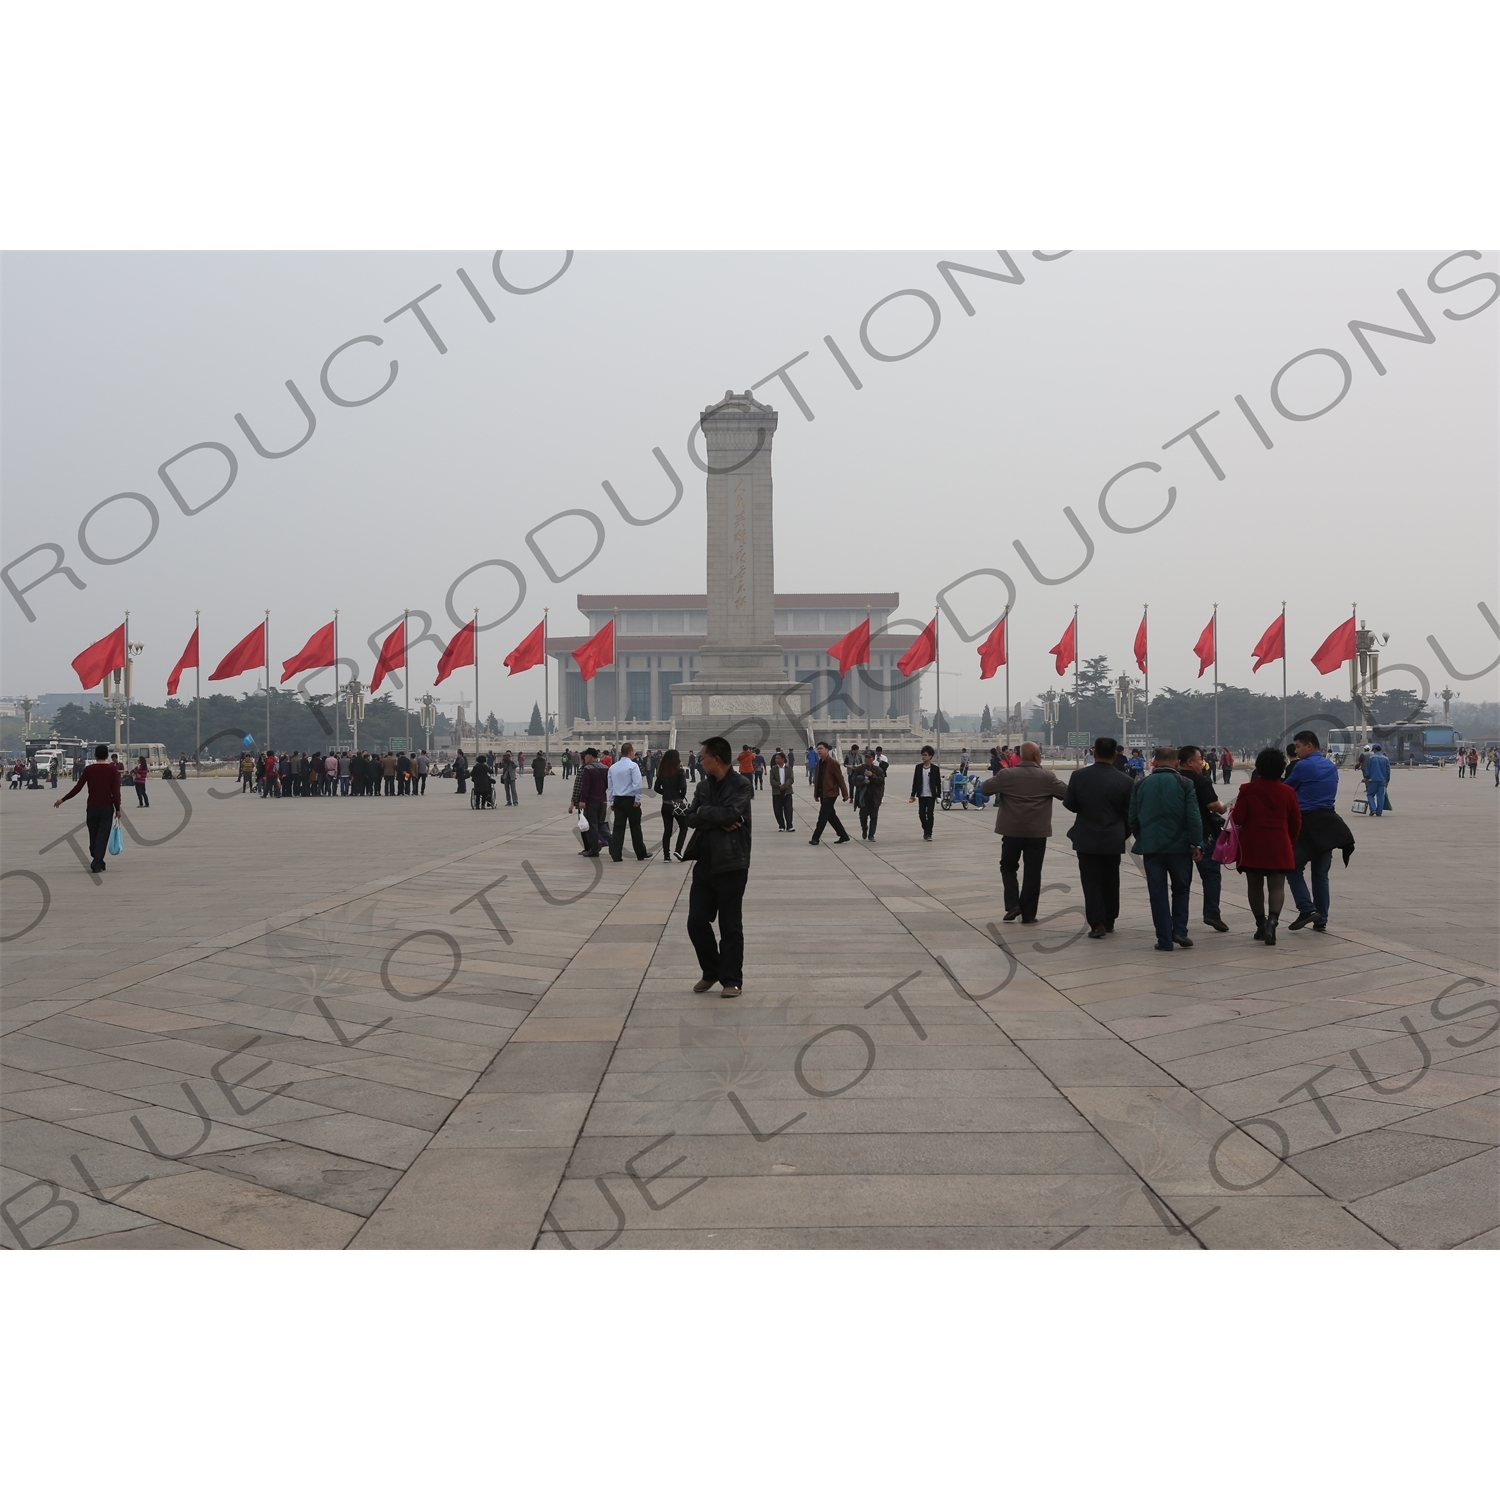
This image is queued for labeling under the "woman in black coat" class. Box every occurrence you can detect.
[654,747,689,860]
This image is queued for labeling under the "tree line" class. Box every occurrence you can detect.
[46,689,455,758]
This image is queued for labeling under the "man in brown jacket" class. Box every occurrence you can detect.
[981,741,1068,923]
[808,741,851,845]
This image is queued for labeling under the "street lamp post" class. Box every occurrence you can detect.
[418,693,437,754]
[1041,688,1060,754]
[1350,615,1389,743]
[1112,672,1136,755]
[344,677,365,752]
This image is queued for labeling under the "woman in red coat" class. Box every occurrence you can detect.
[1230,747,1302,945]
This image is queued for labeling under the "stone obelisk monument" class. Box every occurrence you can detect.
[671,390,811,751]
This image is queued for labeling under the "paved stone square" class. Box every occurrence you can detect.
[2,763,1495,1250]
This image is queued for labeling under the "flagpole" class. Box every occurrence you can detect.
[264,610,270,751]
[1280,601,1287,739]
[612,605,619,754]
[1142,603,1150,753]
[122,609,130,757]
[543,608,551,759]
[1003,607,1010,747]
[1073,604,1080,753]
[403,608,410,758]
[473,608,480,759]
[333,610,340,753]
[194,608,201,775]
[934,606,942,755]
[1212,603,1219,751]
[864,604,873,749]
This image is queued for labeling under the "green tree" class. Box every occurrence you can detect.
[979,704,992,734]
[1075,655,1112,698]
[527,701,544,735]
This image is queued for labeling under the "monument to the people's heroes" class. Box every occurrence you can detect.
[671,391,812,752]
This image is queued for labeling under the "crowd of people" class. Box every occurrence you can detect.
[567,727,1382,999]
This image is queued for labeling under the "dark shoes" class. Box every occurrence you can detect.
[834,836,851,844]
[1288,911,1315,931]
[1203,917,1229,933]
[692,978,716,993]
[720,986,742,998]
[1154,943,1174,952]
[1087,926,1107,939]
[1173,934,1194,948]
[1262,915,1280,945]
[1002,909,1022,922]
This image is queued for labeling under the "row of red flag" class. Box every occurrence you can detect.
[71,607,1359,698]
[69,613,616,695]
[828,607,1352,682]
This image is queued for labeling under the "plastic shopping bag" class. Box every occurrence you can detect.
[108,822,125,856]
[576,809,589,832]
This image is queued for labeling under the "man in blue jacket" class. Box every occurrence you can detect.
[1362,742,1392,817]
[1285,730,1353,932]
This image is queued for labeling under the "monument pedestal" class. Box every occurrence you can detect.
[670,390,815,754]
[672,678,814,756]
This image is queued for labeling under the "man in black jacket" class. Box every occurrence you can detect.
[1063,736,1135,938]
[680,735,753,997]
[1180,746,1230,932]
[909,745,941,840]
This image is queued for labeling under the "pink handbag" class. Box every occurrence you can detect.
[1211,819,1240,867]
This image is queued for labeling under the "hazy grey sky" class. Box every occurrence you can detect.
[3,249,1496,722]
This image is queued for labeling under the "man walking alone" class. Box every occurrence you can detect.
[680,736,753,997]
[54,743,122,874]
[1363,742,1392,816]
[1127,746,1204,952]
[808,741,851,845]
[909,745,941,841]
[981,742,1068,924]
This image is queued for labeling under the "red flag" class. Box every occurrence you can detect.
[1250,613,1285,673]
[71,623,126,691]
[434,620,475,685]
[1134,614,1148,674]
[166,625,199,697]
[977,616,1007,681]
[571,618,614,682]
[280,621,335,683]
[1048,617,1076,676]
[370,622,406,692]
[1311,614,1357,675]
[209,622,267,681]
[1192,616,1216,678]
[829,617,871,676]
[898,617,937,677]
[504,619,546,675]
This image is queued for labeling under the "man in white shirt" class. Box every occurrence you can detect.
[607,741,650,862]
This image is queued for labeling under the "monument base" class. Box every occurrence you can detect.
[671,678,814,755]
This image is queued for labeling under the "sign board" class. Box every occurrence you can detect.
[388,737,409,752]
[1067,732,1090,747]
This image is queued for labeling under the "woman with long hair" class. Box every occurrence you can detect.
[1230,746,1302,945]
[133,756,150,807]
[654,747,688,860]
